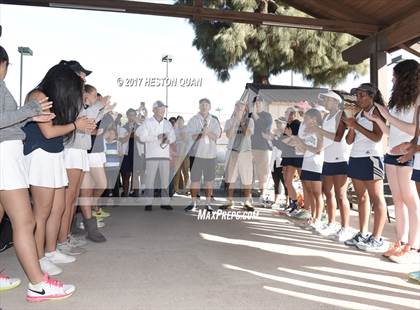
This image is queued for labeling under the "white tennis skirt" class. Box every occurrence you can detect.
[25,149,68,188]
[64,148,90,172]
[88,152,106,168]
[0,140,29,190]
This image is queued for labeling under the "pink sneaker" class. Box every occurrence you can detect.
[0,274,21,291]
[26,273,75,302]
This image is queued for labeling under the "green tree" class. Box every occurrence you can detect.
[177,0,367,87]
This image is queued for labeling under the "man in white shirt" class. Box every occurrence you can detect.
[184,98,222,212]
[137,101,176,211]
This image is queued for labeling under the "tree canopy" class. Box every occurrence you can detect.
[177,0,367,87]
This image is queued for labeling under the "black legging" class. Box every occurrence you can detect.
[271,162,287,197]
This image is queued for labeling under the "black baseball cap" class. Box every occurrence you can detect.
[59,60,92,76]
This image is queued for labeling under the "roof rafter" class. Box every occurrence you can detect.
[1,0,379,35]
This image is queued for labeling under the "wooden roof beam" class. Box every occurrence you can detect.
[400,43,420,58]
[343,10,420,64]
[1,0,379,35]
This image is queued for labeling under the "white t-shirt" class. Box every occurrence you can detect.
[322,111,349,163]
[350,106,383,158]
[302,131,324,173]
[388,106,415,152]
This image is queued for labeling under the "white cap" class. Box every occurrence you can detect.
[152,100,167,109]
[318,91,342,103]
[314,105,327,113]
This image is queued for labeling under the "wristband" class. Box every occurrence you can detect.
[73,122,77,130]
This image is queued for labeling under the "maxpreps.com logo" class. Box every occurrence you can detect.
[197,209,260,221]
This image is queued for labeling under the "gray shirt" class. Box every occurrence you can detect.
[224,117,254,152]
[0,80,42,143]
[187,113,221,159]
[64,101,105,150]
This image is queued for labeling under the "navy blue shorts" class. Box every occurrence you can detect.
[281,157,303,168]
[300,170,322,181]
[384,153,414,167]
[412,169,420,182]
[322,161,348,176]
[348,156,384,181]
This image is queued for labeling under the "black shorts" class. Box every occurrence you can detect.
[281,157,303,168]
[189,157,216,183]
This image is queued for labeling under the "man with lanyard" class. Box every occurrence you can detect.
[185,98,222,212]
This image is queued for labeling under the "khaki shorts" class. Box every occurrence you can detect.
[226,151,253,186]
[252,149,270,182]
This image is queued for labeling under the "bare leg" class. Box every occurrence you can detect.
[190,182,200,204]
[284,166,297,200]
[80,172,94,220]
[30,186,55,258]
[352,179,370,234]
[205,181,213,203]
[386,164,408,243]
[0,189,44,284]
[45,188,65,253]
[366,180,386,240]
[311,181,324,221]
[90,167,107,209]
[58,169,83,243]
[302,181,314,218]
[323,176,336,224]
[333,175,350,228]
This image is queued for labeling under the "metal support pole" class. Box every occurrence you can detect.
[19,52,23,107]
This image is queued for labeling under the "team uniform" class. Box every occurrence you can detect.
[0,80,43,190]
[280,120,303,168]
[300,130,324,181]
[322,111,349,176]
[384,107,415,167]
[348,106,384,181]
[23,122,68,188]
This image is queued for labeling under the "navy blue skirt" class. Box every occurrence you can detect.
[384,153,414,167]
[322,161,348,176]
[281,157,303,169]
[300,170,322,181]
[348,156,384,181]
[412,169,420,182]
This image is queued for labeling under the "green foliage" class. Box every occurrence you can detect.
[176,0,367,87]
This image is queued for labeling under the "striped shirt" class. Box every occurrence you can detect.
[104,140,121,168]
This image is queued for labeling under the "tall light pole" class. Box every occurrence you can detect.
[161,55,172,117]
[18,47,33,107]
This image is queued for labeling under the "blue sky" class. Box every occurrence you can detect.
[0,3,417,121]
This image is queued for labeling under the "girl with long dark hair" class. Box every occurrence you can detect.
[369,59,420,263]
[23,64,95,276]
[343,83,387,252]
[0,45,75,301]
